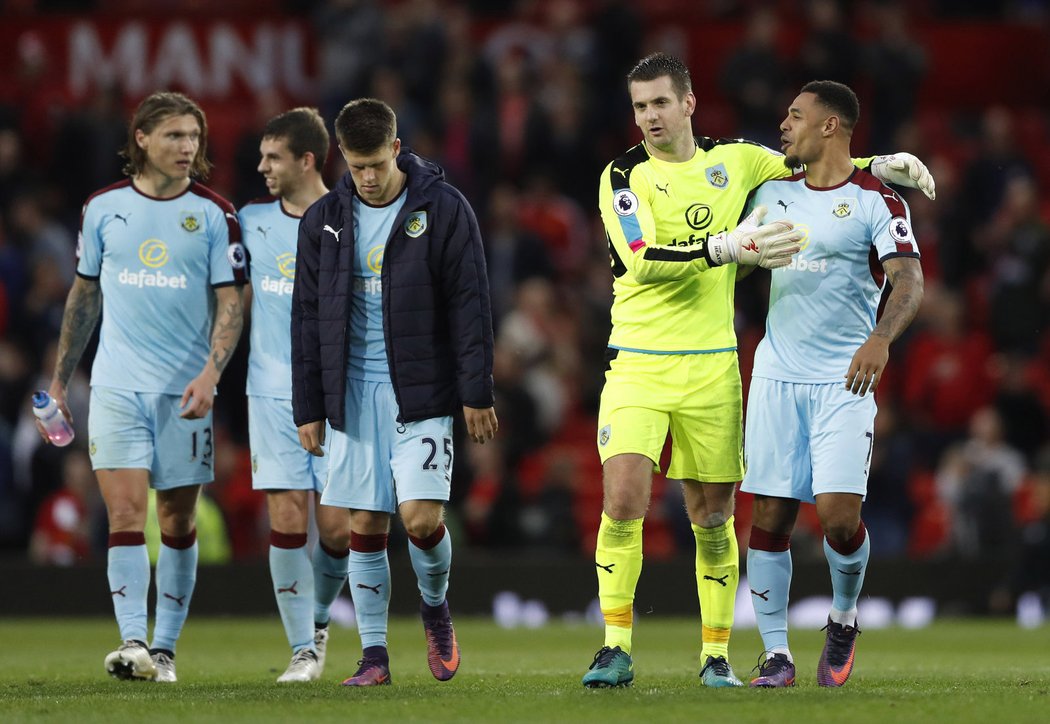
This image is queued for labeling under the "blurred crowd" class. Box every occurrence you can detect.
[1,0,1048,608]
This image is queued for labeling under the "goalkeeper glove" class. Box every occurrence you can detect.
[706,205,803,269]
[870,152,937,200]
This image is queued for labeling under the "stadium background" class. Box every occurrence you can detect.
[0,0,1047,623]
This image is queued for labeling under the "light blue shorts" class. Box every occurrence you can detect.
[322,377,453,513]
[741,377,875,503]
[248,395,327,492]
[88,386,213,489]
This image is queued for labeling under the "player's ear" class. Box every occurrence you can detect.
[134,128,148,150]
[824,115,839,137]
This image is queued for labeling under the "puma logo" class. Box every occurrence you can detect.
[111,586,127,598]
[114,213,131,225]
[356,582,382,595]
[163,592,186,607]
[612,167,628,179]
[595,562,615,574]
[742,239,759,253]
[323,224,342,242]
[777,200,793,212]
[256,225,270,239]
[751,588,770,601]
[704,574,730,587]
[278,581,299,595]
[655,183,669,196]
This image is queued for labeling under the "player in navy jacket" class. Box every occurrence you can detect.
[291,98,496,686]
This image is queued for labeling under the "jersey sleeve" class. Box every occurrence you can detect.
[737,141,878,185]
[210,204,248,286]
[870,188,920,262]
[76,199,104,279]
[237,207,257,274]
[747,145,876,183]
[744,142,795,186]
[851,156,875,172]
[237,207,251,251]
[599,162,716,284]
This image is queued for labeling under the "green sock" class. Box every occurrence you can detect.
[693,515,739,661]
[595,512,644,654]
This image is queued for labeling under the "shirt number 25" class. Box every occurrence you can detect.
[421,437,452,472]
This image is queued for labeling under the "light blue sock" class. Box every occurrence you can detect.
[824,525,870,620]
[349,541,390,650]
[152,535,198,653]
[747,547,793,655]
[270,535,315,652]
[312,543,349,626]
[408,525,452,607]
[107,537,150,643]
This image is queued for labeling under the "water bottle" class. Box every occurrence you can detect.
[32,391,75,447]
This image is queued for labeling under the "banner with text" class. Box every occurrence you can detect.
[2,17,318,102]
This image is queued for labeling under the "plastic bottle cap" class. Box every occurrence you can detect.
[32,391,49,409]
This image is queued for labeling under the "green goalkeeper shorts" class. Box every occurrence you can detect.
[597,349,743,483]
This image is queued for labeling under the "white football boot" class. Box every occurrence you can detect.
[151,651,177,683]
[277,648,321,683]
[313,626,329,672]
[104,640,156,681]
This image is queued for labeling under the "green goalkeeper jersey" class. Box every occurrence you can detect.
[599,136,792,354]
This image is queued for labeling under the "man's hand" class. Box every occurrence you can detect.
[297,420,326,456]
[870,153,936,200]
[35,379,73,444]
[707,205,803,269]
[845,336,890,396]
[179,370,217,419]
[464,406,498,444]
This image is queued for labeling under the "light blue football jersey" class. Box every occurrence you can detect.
[76,180,246,394]
[240,197,299,399]
[749,169,920,383]
[347,192,406,381]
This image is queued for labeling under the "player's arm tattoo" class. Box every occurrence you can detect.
[872,257,924,344]
[208,285,245,378]
[54,277,102,387]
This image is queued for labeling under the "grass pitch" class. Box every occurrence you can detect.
[1,617,1047,723]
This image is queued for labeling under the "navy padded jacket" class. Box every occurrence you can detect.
[291,151,494,429]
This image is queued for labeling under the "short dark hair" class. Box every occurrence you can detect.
[800,80,860,131]
[334,98,397,154]
[263,107,330,171]
[627,53,692,99]
[122,91,211,179]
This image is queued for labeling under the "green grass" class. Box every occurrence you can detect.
[1,617,1047,722]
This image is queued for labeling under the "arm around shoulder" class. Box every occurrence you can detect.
[867,153,937,200]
